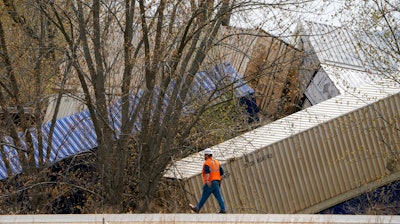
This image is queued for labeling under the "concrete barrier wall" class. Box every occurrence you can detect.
[1,214,400,224]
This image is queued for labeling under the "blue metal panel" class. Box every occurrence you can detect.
[0,62,256,180]
[1,136,22,178]
[0,153,7,179]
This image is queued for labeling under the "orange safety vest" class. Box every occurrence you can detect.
[202,158,221,183]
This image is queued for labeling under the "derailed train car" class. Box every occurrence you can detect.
[163,79,400,213]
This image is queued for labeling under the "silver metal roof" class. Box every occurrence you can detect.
[321,64,382,94]
[300,22,365,69]
[299,21,398,72]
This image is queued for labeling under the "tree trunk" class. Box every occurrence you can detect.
[136,164,164,213]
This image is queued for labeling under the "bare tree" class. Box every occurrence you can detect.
[0,0,70,213]
[0,0,326,213]
[35,0,323,213]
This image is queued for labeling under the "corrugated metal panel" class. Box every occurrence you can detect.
[204,26,260,77]
[298,21,397,105]
[244,33,302,116]
[0,62,256,180]
[301,22,364,69]
[205,26,303,117]
[304,64,383,107]
[304,69,340,105]
[45,62,255,120]
[303,21,398,72]
[44,94,87,122]
[60,26,261,99]
[0,109,98,180]
[164,79,400,213]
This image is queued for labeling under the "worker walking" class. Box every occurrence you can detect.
[189,148,226,213]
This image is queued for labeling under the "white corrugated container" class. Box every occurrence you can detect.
[164,78,400,213]
[44,94,87,122]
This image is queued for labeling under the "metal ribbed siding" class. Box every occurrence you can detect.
[204,26,259,77]
[244,33,302,116]
[301,22,364,68]
[166,81,400,214]
[44,94,87,122]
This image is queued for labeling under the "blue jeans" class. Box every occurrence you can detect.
[196,180,226,212]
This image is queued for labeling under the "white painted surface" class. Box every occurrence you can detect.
[1,214,400,224]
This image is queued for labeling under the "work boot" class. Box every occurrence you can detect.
[189,204,198,213]
[218,210,226,214]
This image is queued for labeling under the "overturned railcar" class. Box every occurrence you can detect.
[164,79,400,213]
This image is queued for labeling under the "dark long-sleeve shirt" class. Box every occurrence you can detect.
[203,164,224,176]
